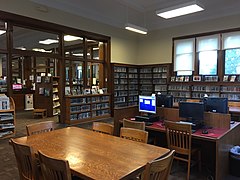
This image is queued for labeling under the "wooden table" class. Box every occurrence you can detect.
[13,127,170,180]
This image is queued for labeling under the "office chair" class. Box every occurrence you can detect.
[141,150,175,180]
[120,127,148,143]
[26,121,55,136]
[92,122,114,135]
[38,150,72,180]
[10,138,40,180]
[123,118,145,130]
[165,121,201,180]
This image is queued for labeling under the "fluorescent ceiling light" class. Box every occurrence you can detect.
[72,53,83,57]
[125,23,147,35]
[16,46,26,50]
[156,1,204,19]
[0,30,6,35]
[39,39,58,45]
[32,48,52,53]
[64,35,83,42]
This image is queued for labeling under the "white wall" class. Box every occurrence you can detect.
[1,0,240,65]
[137,14,240,64]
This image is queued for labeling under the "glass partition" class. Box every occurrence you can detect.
[0,21,7,50]
[64,35,84,59]
[86,39,104,60]
[87,62,102,87]
[0,54,7,93]
[13,26,59,54]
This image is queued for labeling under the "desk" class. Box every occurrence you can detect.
[146,121,240,180]
[114,106,240,180]
[13,127,170,180]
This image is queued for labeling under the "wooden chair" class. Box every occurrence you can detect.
[123,118,145,130]
[38,150,71,180]
[186,99,201,103]
[120,127,148,143]
[26,121,55,136]
[10,138,40,180]
[92,122,114,135]
[165,121,201,180]
[141,150,175,180]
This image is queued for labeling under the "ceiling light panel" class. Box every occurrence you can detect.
[156,1,204,19]
[64,35,83,41]
[125,23,147,35]
[39,39,58,45]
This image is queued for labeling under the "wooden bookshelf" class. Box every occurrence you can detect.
[34,76,60,117]
[0,97,16,139]
[64,94,111,125]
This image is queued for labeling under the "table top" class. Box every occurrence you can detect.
[13,127,170,180]
[147,121,240,141]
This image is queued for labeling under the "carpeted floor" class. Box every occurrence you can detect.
[0,111,238,180]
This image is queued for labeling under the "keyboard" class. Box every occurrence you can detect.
[145,122,153,126]
[179,121,193,125]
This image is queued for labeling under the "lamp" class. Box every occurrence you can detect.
[125,23,148,35]
[156,0,204,19]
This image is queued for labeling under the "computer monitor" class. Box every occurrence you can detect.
[179,101,204,123]
[139,95,156,114]
[156,94,173,108]
[203,97,228,114]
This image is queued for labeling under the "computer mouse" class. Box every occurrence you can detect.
[202,129,208,134]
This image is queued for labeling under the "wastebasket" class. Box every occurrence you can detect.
[229,146,240,177]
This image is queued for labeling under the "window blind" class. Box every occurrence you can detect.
[174,38,195,72]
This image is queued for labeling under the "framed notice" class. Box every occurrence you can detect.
[230,75,236,82]
[223,75,229,82]
[36,76,41,83]
[184,76,190,82]
[193,76,201,82]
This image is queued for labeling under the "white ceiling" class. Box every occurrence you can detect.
[31,0,240,31]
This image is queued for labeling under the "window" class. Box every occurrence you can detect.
[174,38,195,76]
[225,48,240,74]
[197,35,220,75]
[223,32,240,75]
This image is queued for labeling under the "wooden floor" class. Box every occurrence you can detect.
[0,111,238,180]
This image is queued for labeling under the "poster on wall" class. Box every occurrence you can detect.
[25,94,34,110]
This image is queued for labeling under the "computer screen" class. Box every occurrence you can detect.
[139,95,156,114]
[179,101,204,123]
[156,94,173,108]
[203,97,228,114]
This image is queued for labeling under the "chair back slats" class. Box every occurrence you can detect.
[26,121,55,136]
[165,121,191,155]
[123,118,145,130]
[142,150,175,180]
[92,122,114,135]
[38,150,72,180]
[120,127,148,143]
[11,138,38,180]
